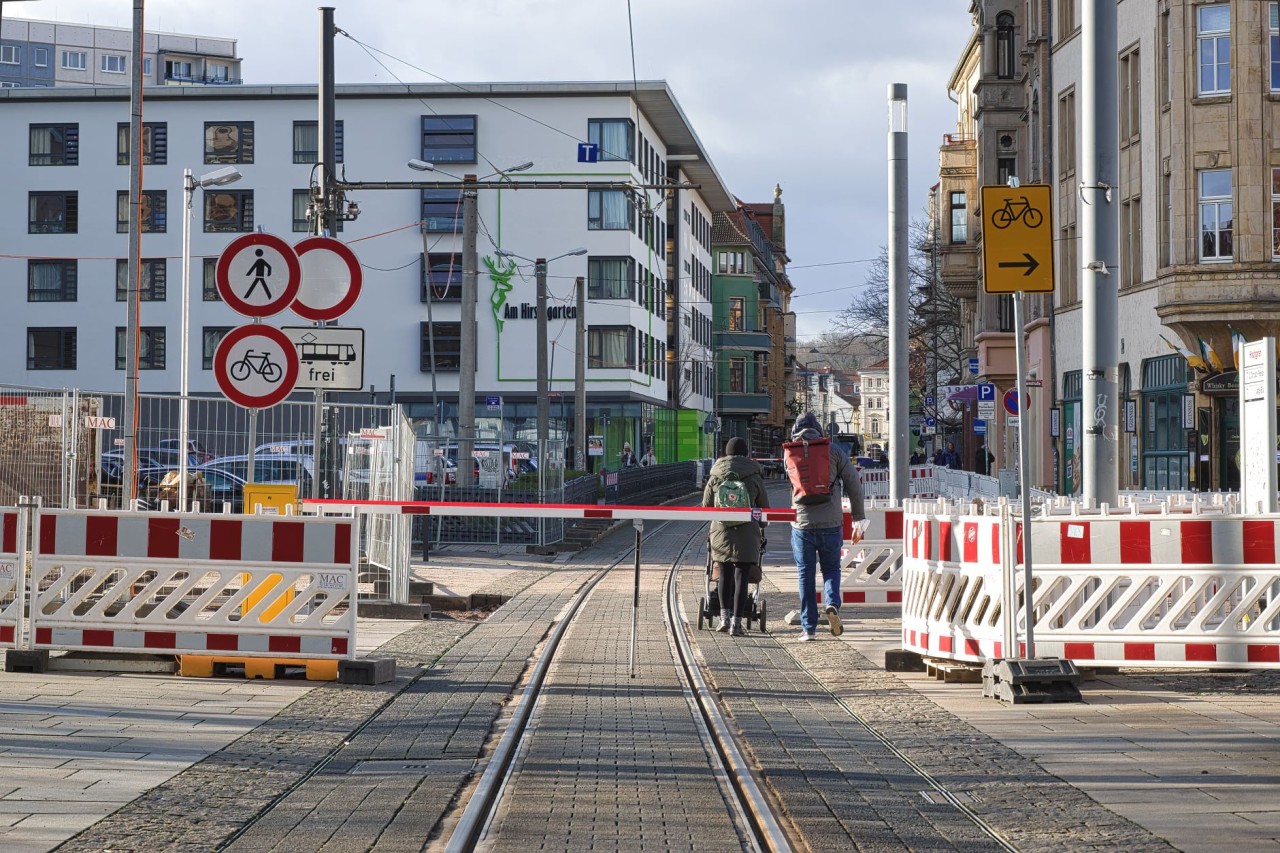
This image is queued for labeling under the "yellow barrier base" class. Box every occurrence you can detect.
[178,655,339,681]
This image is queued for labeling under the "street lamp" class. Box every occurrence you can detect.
[179,165,241,509]
[495,247,587,460]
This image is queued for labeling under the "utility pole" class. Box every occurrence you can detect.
[420,228,440,436]
[575,276,586,471]
[535,258,550,463]
[1080,0,1120,506]
[887,83,910,503]
[121,0,145,509]
[457,176,479,486]
[312,6,337,499]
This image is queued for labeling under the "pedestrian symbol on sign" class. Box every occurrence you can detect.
[245,249,273,299]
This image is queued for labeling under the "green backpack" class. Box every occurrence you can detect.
[714,472,750,526]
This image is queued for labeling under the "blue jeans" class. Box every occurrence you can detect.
[791,526,843,633]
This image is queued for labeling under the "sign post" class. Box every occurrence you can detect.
[1239,338,1277,514]
[982,182,1055,661]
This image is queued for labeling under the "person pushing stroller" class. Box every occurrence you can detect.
[702,437,769,636]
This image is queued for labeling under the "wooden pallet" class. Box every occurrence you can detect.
[924,658,983,683]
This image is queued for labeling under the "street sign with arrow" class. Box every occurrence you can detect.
[981,184,1054,294]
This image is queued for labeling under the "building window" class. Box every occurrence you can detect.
[204,121,254,164]
[996,13,1016,79]
[61,50,86,70]
[202,327,231,370]
[1199,169,1232,261]
[1272,169,1280,260]
[1141,355,1193,490]
[202,258,221,301]
[1058,221,1078,306]
[729,357,745,393]
[143,57,151,75]
[292,189,311,232]
[117,190,167,233]
[587,257,635,300]
[1162,174,1173,268]
[28,192,77,234]
[422,253,462,302]
[1160,10,1171,105]
[755,352,769,394]
[1056,0,1075,41]
[29,124,79,166]
[0,45,19,64]
[101,54,126,73]
[587,118,634,162]
[208,64,229,82]
[166,59,192,80]
[27,260,77,302]
[421,189,462,233]
[997,156,1017,187]
[33,47,47,67]
[718,251,746,274]
[1272,4,1280,92]
[419,321,461,371]
[1119,48,1141,143]
[115,259,167,302]
[1057,89,1076,177]
[949,191,968,242]
[1122,196,1142,287]
[292,120,344,164]
[728,297,745,331]
[588,326,635,369]
[204,190,254,232]
[117,122,168,165]
[420,115,476,163]
[587,189,633,231]
[27,328,76,370]
[1197,5,1231,97]
[115,327,166,370]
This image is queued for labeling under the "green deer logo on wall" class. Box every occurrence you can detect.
[484,255,519,332]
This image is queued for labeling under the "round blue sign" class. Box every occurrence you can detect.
[1003,388,1019,415]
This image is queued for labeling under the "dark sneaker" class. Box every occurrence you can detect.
[825,605,843,637]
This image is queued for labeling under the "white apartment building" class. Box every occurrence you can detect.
[0,17,241,88]
[0,81,730,460]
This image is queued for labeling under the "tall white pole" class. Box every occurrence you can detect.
[536,259,550,461]
[1080,0,1120,505]
[887,83,910,503]
[178,170,194,510]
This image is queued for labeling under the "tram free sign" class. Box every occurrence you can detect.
[282,327,365,391]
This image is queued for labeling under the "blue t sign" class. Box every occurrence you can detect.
[577,142,599,163]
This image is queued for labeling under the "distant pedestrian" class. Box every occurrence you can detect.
[784,412,865,642]
[974,441,994,476]
[639,446,656,467]
[943,440,962,470]
[620,442,636,468]
[703,437,768,636]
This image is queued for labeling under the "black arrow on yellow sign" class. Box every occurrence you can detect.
[997,253,1040,276]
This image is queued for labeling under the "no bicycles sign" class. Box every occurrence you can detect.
[213,325,300,409]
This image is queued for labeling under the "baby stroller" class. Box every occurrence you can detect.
[697,539,767,632]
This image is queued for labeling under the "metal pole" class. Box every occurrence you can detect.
[313,6,337,499]
[1080,0,1120,506]
[536,259,550,460]
[457,176,479,485]
[575,276,586,471]
[1013,291,1035,657]
[246,408,258,487]
[420,228,440,436]
[629,519,643,678]
[887,83,910,503]
[121,0,145,509]
[178,170,194,510]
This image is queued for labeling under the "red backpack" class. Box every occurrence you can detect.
[783,437,836,505]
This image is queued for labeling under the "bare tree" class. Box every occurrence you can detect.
[831,216,966,392]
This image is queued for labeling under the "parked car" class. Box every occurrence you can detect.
[158,438,214,464]
[192,455,314,512]
[100,448,183,487]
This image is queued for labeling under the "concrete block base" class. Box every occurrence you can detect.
[360,601,431,620]
[6,649,50,673]
[339,657,397,685]
[884,649,926,672]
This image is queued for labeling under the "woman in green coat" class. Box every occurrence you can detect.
[702,436,769,635]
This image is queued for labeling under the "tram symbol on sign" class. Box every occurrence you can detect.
[296,332,357,365]
[229,349,283,383]
[990,196,1045,230]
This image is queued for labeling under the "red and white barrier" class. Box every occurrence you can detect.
[29,508,358,659]
[0,508,26,648]
[859,465,938,500]
[304,498,803,525]
[900,504,1280,670]
[832,507,906,605]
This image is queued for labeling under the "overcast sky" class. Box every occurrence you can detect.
[16,0,973,341]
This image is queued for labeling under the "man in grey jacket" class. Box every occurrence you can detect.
[786,412,866,641]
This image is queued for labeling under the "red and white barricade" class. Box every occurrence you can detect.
[857,466,937,501]
[29,508,358,659]
[900,501,1280,670]
[831,507,905,605]
[0,508,27,649]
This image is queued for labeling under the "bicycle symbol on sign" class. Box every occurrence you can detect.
[229,349,283,383]
[990,195,1044,230]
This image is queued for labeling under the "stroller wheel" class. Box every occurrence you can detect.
[697,596,706,630]
[758,598,767,633]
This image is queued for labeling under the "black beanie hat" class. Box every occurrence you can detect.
[725,437,748,457]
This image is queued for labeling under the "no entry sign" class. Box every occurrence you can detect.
[291,236,363,321]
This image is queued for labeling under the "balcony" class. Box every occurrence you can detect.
[1156,265,1280,356]
[718,392,771,414]
[715,329,771,351]
[164,72,243,85]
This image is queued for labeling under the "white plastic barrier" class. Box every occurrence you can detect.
[835,507,905,605]
[859,465,938,501]
[900,502,1280,670]
[0,507,26,648]
[30,508,358,659]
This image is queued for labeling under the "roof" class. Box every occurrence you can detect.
[712,211,749,246]
[0,79,737,212]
